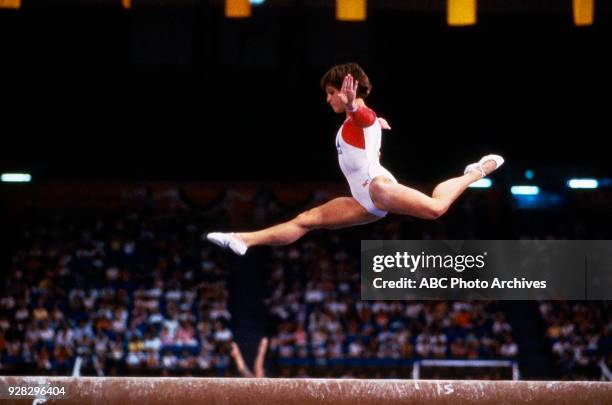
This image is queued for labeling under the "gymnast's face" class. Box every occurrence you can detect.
[325,86,345,114]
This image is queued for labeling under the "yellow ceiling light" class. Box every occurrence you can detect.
[0,0,21,9]
[447,0,477,26]
[336,0,366,22]
[226,0,251,18]
[573,0,594,26]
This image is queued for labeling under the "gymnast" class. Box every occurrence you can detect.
[208,63,503,255]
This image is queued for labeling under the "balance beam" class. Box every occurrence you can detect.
[0,377,610,404]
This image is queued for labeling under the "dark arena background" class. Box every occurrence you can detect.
[0,0,611,404]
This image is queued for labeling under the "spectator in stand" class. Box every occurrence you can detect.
[539,300,610,379]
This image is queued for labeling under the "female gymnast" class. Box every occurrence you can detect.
[207,63,503,255]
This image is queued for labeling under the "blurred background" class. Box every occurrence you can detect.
[0,0,610,382]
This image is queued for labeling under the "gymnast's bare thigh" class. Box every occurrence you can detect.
[299,197,380,230]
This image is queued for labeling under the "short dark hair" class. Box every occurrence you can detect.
[320,63,372,99]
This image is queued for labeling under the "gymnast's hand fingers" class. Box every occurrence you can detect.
[378,117,391,130]
[341,74,356,107]
[342,75,352,94]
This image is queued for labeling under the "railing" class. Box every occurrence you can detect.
[412,359,520,381]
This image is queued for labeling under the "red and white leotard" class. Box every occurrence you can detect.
[335,106,397,217]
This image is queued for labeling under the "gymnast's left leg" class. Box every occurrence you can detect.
[207,197,380,255]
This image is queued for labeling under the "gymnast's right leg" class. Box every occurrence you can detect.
[207,197,379,255]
